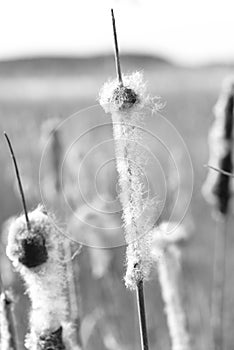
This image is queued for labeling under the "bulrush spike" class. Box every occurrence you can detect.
[111,9,123,86]
[99,12,162,350]
[4,132,31,231]
[202,78,234,350]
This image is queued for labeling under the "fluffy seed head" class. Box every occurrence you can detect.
[6,205,79,349]
[151,223,191,350]
[151,221,189,259]
[157,245,191,350]
[202,77,234,216]
[99,71,161,114]
[100,72,161,289]
[111,85,139,111]
[7,206,52,269]
[41,118,62,195]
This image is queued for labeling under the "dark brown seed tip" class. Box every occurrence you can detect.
[18,231,48,268]
[39,327,65,350]
[112,85,139,111]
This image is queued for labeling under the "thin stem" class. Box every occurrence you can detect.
[136,280,149,350]
[0,273,4,293]
[3,292,19,350]
[4,132,31,231]
[211,217,228,350]
[111,9,123,86]
[204,164,234,177]
[57,191,82,347]
[0,272,18,350]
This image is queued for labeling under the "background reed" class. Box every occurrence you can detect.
[4,134,80,350]
[0,280,18,350]
[41,118,82,348]
[151,223,191,350]
[202,77,234,350]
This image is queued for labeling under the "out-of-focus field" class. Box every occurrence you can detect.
[1,55,234,350]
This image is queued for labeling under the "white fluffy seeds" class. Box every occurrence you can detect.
[7,206,79,350]
[100,72,161,289]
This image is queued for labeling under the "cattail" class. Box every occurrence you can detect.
[6,206,79,350]
[99,14,159,292]
[41,118,82,347]
[99,10,161,350]
[0,289,18,350]
[40,118,62,197]
[202,77,234,350]
[202,77,234,216]
[4,133,79,350]
[151,222,191,350]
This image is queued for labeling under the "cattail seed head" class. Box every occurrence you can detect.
[203,77,234,216]
[99,71,159,114]
[111,85,139,111]
[7,206,51,269]
[151,221,189,256]
[6,205,78,350]
[17,232,47,268]
[41,118,62,195]
[151,222,191,350]
[157,245,191,350]
[100,72,161,290]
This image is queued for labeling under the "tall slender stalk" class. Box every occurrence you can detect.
[151,223,191,350]
[111,10,149,349]
[0,275,18,350]
[4,134,76,349]
[202,78,234,350]
[211,218,228,350]
[43,119,82,348]
[99,10,160,350]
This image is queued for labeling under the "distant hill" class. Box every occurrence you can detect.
[0,54,172,77]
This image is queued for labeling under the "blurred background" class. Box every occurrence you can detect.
[1,0,234,349]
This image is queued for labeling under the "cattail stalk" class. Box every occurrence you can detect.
[211,219,228,350]
[151,223,191,350]
[99,10,160,350]
[202,78,234,350]
[4,134,78,350]
[44,119,82,347]
[0,286,18,350]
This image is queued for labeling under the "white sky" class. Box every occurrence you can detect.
[1,0,234,65]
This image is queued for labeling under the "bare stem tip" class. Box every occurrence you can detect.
[111,9,123,86]
[4,132,31,231]
[204,163,234,177]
